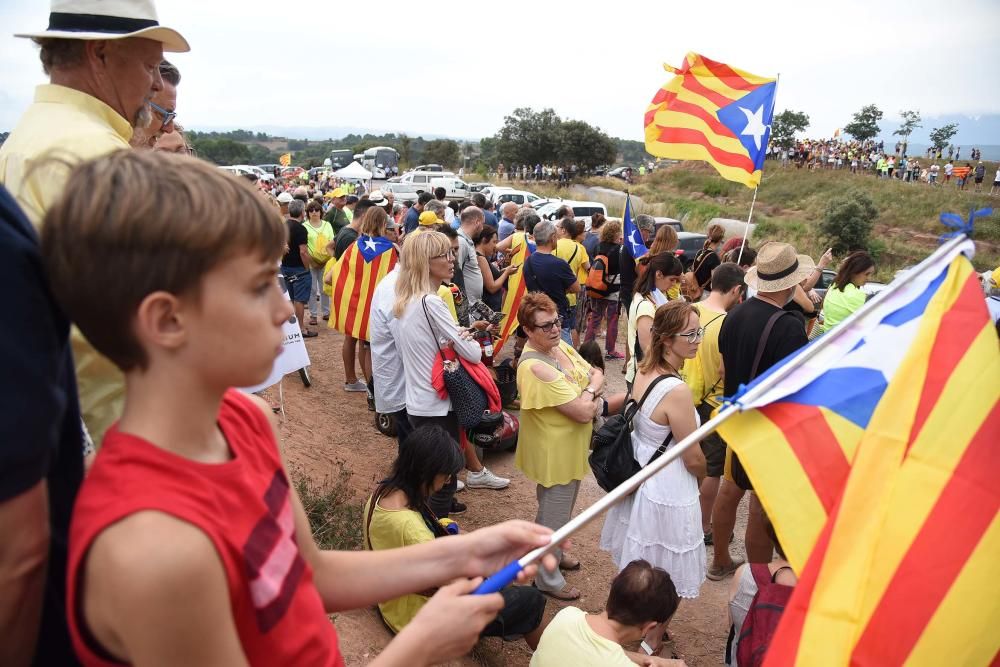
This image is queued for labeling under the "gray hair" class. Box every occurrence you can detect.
[425,199,447,216]
[533,220,557,246]
[636,214,656,232]
[288,199,305,219]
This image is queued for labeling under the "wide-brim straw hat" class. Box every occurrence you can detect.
[744,242,815,292]
[15,0,190,53]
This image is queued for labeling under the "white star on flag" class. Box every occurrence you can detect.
[364,237,378,252]
[629,231,643,252]
[738,104,769,150]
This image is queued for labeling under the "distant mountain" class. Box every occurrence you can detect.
[191,124,477,142]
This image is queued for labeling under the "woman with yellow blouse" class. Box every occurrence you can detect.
[515,293,604,600]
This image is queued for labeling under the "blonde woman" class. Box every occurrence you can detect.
[394,231,483,517]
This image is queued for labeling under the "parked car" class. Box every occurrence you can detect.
[413,164,445,172]
[493,190,541,207]
[467,182,491,193]
[653,217,684,233]
[534,200,608,231]
[480,185,513,202]
[256,163,282,178]
[675,232,708,268]
[232,165,274,182]
[606,166,633,180]
[430,177,471,201]
[281,166,304,178]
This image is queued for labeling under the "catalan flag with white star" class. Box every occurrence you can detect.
[329,235,398,341]
[644,52,776,188]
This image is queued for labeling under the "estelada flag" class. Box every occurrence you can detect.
[496,231,536,352]
[717,238,979,572]
[765,252,1000,666]
[279,153,291,167]
[645,52,776,188]
[329,235,398,341]
[621,195,648,261]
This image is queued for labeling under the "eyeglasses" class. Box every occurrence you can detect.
[532,317,563,333]
[433,251,456,261]
[671,327,705,344]
[148,100,177,126]
[307,208,322,214]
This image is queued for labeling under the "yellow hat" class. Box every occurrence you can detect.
[419,211,440,226]
[326,187,347,198]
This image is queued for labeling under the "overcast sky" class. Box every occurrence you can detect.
[2,0,998,143]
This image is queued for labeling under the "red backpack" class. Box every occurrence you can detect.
[735,564,794,667]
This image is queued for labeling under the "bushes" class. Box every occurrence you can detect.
[819,190,878,255]
[292,463,363,551]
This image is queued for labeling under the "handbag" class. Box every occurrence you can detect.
[422,296,488,428]
[589,374,675,494]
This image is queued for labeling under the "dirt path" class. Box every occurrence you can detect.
[274,324,750,666]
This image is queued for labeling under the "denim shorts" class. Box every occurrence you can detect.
[281,266,312,304]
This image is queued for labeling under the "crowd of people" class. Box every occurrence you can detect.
[769,138,999,193]
[3,3,1000,667]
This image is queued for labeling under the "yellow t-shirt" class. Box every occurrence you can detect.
[555,238,587,307]
[322,256,337,297]
[0,84,134,444]
[362,496,435,634]
[529,607,634,667]
[437,284,459,323]
[515,341,593,487]
[681,304,727,409]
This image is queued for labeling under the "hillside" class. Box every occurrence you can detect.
[537,163,999,278]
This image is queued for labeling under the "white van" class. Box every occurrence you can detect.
[430,177,471,201]
[398,170,456,190]
[535,200,608,230]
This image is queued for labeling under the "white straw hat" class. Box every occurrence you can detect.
[15,0,190,53]
[743,242,815,292]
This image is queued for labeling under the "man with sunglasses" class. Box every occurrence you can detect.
[131,60,180,148]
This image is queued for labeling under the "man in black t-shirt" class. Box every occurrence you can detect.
[709,242,812,581]
[281,200,317,338]
[523,221,578,345]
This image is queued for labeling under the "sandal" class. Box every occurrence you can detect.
[706,557,745,581]
[559,555,581,571]
[540,585,581,601]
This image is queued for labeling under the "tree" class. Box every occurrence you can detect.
[477,136,498,168]
[422,139,461,167]
[557,120,616,170]
[770,110,810,150]
[398,133,412,167]
[929,123,959,152]
[192,138,251,165]
[843,104,883,142]
[819,190,878,255]
[892,110,921,154]
[494,107,562,166]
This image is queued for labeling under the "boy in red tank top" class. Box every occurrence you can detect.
[41,151,558,666]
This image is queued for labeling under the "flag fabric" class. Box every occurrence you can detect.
[328,235,398,341]
[621,196,648,260]
[764,252,1000,666]
[644,52,776,188]
[496,232,535,352]
[279,153,291,167]
[717,238,977,572]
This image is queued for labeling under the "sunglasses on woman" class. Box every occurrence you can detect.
[532,317,563,333]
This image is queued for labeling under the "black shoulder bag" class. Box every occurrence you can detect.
[421,296,488,428]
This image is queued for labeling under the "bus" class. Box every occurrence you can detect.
[361,146,399,179]
[329,149,353,170]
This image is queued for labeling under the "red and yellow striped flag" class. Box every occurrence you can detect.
[329,236,398,341]
[644,52,776,188]
[765,257,1000,666]
[496,231,535,352]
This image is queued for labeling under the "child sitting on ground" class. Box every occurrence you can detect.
[43,151,557,666]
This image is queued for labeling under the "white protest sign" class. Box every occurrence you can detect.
[239,274,311,394]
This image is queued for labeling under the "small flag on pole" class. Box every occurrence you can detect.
[279,153,291,167]
[621,195,648,260]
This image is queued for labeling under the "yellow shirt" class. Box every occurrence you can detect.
[555,238,587,306]
[515,341,593,487]
[529,607,634,667]
[362,496,434,633]
[681,304,727,409]
[0,84,133,444]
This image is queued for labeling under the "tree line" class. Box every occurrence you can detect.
[770,105,959,153]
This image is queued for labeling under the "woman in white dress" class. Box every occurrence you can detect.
[600,300,707,654]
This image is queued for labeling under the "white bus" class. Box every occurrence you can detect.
[362,146,399,179]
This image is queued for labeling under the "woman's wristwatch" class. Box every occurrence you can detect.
[583,386,597,399]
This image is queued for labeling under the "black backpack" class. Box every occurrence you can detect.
[589,374,676,493]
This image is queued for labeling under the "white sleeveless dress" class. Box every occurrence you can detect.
[599,376,706,598]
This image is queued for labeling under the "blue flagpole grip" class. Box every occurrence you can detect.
[473,560,523,595]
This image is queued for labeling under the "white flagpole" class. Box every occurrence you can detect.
[474,233,970,594]
[737,72,780,265]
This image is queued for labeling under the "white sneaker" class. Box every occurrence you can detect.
[344,380,368,392]
[456,479,466,492]
[466,467,510,490]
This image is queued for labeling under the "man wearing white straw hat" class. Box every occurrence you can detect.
[0,0,190,449]
[709,242,813,581]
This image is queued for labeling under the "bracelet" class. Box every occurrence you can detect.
[583,387,596,398]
